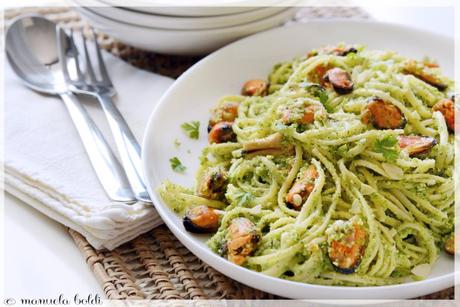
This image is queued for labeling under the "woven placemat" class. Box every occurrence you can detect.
[5,6,454,300]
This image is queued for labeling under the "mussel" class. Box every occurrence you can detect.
[241,79,269,96]
[397,135,437,157]
[323,67,354,94]
[183,205,221,234]
[362,97,407,129]
[281,104,324,125]
[226,217,260,265]
[326,219,367,274]
[285,165,318,210]
[208,101,240,132]
[432,98,455,132]
[197,166,228,201]
[403,60,447,91]
[208,121,237,143]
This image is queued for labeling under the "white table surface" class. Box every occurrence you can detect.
[3,6,454,300]
[4,193,104,299]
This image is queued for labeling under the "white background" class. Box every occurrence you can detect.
[3,5,455,300]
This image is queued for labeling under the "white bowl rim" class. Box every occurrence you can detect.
[88,0,285,8]
[76,5,298,33]
[90,4,263,17]
[79,4,289,30]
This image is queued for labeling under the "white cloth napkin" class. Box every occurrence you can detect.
[4,48,173,250]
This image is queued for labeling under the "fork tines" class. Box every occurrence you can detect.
[58,27,113,88]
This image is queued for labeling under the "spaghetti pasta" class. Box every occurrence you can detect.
[158,44,455,286]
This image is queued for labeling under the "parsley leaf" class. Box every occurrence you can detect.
[374,135,399,162]
[378,135,398,147]
[317,90,329,106]
[169,157,186,173]
[181,121,200,139]
[304,83,332,112]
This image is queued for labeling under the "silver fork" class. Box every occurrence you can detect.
[57,28,151,203]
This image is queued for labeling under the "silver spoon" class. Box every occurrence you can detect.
[6,15,136,203]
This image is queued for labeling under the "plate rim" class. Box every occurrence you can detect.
[142,19,454,299]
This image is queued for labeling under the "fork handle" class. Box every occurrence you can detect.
[96,93,152,203]
[60,92,136,203]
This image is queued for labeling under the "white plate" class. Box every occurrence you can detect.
[75,6,298,55]
[142,21,454,299]
[78,4,288,30]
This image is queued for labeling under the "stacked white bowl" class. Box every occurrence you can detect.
[70,0,299,55]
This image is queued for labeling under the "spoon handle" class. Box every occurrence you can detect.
[96,93,151,203]
[59,92,136,203]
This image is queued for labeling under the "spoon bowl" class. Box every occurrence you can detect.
[6,15,67,94]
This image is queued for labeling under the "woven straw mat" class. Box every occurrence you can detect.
[4,6,455,300]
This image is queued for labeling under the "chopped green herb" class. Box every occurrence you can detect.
[296,124,308,133]
[378,135,398,147]
[169,157,186,173]
[235,191,254,206]
[187,149,191,154]
[346,51,357,60]
[304,83,332,112]
[336,144,348,157]
[374,135,399,162]
[174,139,181,147]
[318,90,329,106]
[181,121,200,139]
